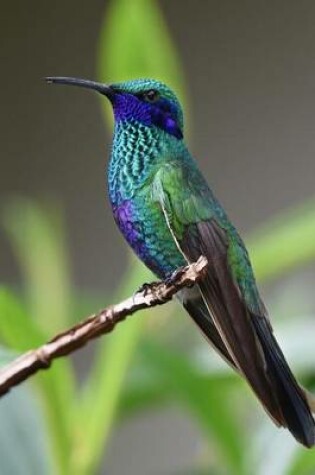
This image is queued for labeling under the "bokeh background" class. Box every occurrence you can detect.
[1,1,315,474]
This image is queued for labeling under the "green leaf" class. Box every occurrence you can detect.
[0,349,53,475]
[248,200,315,283]
[274,317,315,375]
[0,290,73,474]
[141,341,245,475]
[0,288,44,350]
[118,374,170,419]
[2,200,76,474]
[73,254,151,474]
[288,448,315,475]
[3,198,72,334]
[98,0,187,108]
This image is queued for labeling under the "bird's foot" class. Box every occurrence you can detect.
[164,265,193,288]
[136,264,194,298]
[137,281,160,296]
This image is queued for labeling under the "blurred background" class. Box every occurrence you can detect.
[1,1,315,474]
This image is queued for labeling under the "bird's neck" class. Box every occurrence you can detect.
[108,120,186,205]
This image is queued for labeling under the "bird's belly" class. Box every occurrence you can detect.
[112,196,185,278]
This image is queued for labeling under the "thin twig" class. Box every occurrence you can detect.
[0,256,208,397]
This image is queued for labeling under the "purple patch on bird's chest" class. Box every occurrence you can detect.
[113,200,159,273]
[113,200,140,246]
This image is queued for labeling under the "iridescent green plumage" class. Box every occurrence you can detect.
[47,75,315,447]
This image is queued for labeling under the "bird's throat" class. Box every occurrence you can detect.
[108,120,165,205]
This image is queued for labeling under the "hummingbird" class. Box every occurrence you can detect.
[46,76,315,447]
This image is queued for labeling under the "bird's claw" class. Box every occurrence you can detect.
[137,281,160,296]
[164,266,186,287]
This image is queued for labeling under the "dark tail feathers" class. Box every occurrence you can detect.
[252,315,315,447]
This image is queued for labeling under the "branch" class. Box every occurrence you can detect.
[0,256,208,397]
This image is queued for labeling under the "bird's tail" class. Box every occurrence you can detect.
[252,314,315,447]
[181,285,315,447]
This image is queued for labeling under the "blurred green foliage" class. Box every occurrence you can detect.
[0,0,315,474]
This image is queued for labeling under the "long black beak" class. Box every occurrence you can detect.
[45,76,114,99]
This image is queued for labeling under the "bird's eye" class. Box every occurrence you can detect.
[142,90,160,103]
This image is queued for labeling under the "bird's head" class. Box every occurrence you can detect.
[46,77,184,140]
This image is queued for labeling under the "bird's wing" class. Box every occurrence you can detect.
[152,160,315,447]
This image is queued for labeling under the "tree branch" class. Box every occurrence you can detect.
[0,256,207,397]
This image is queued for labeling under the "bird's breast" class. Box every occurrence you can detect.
[111,191,185,278]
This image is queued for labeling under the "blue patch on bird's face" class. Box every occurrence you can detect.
[112,92,183,139]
